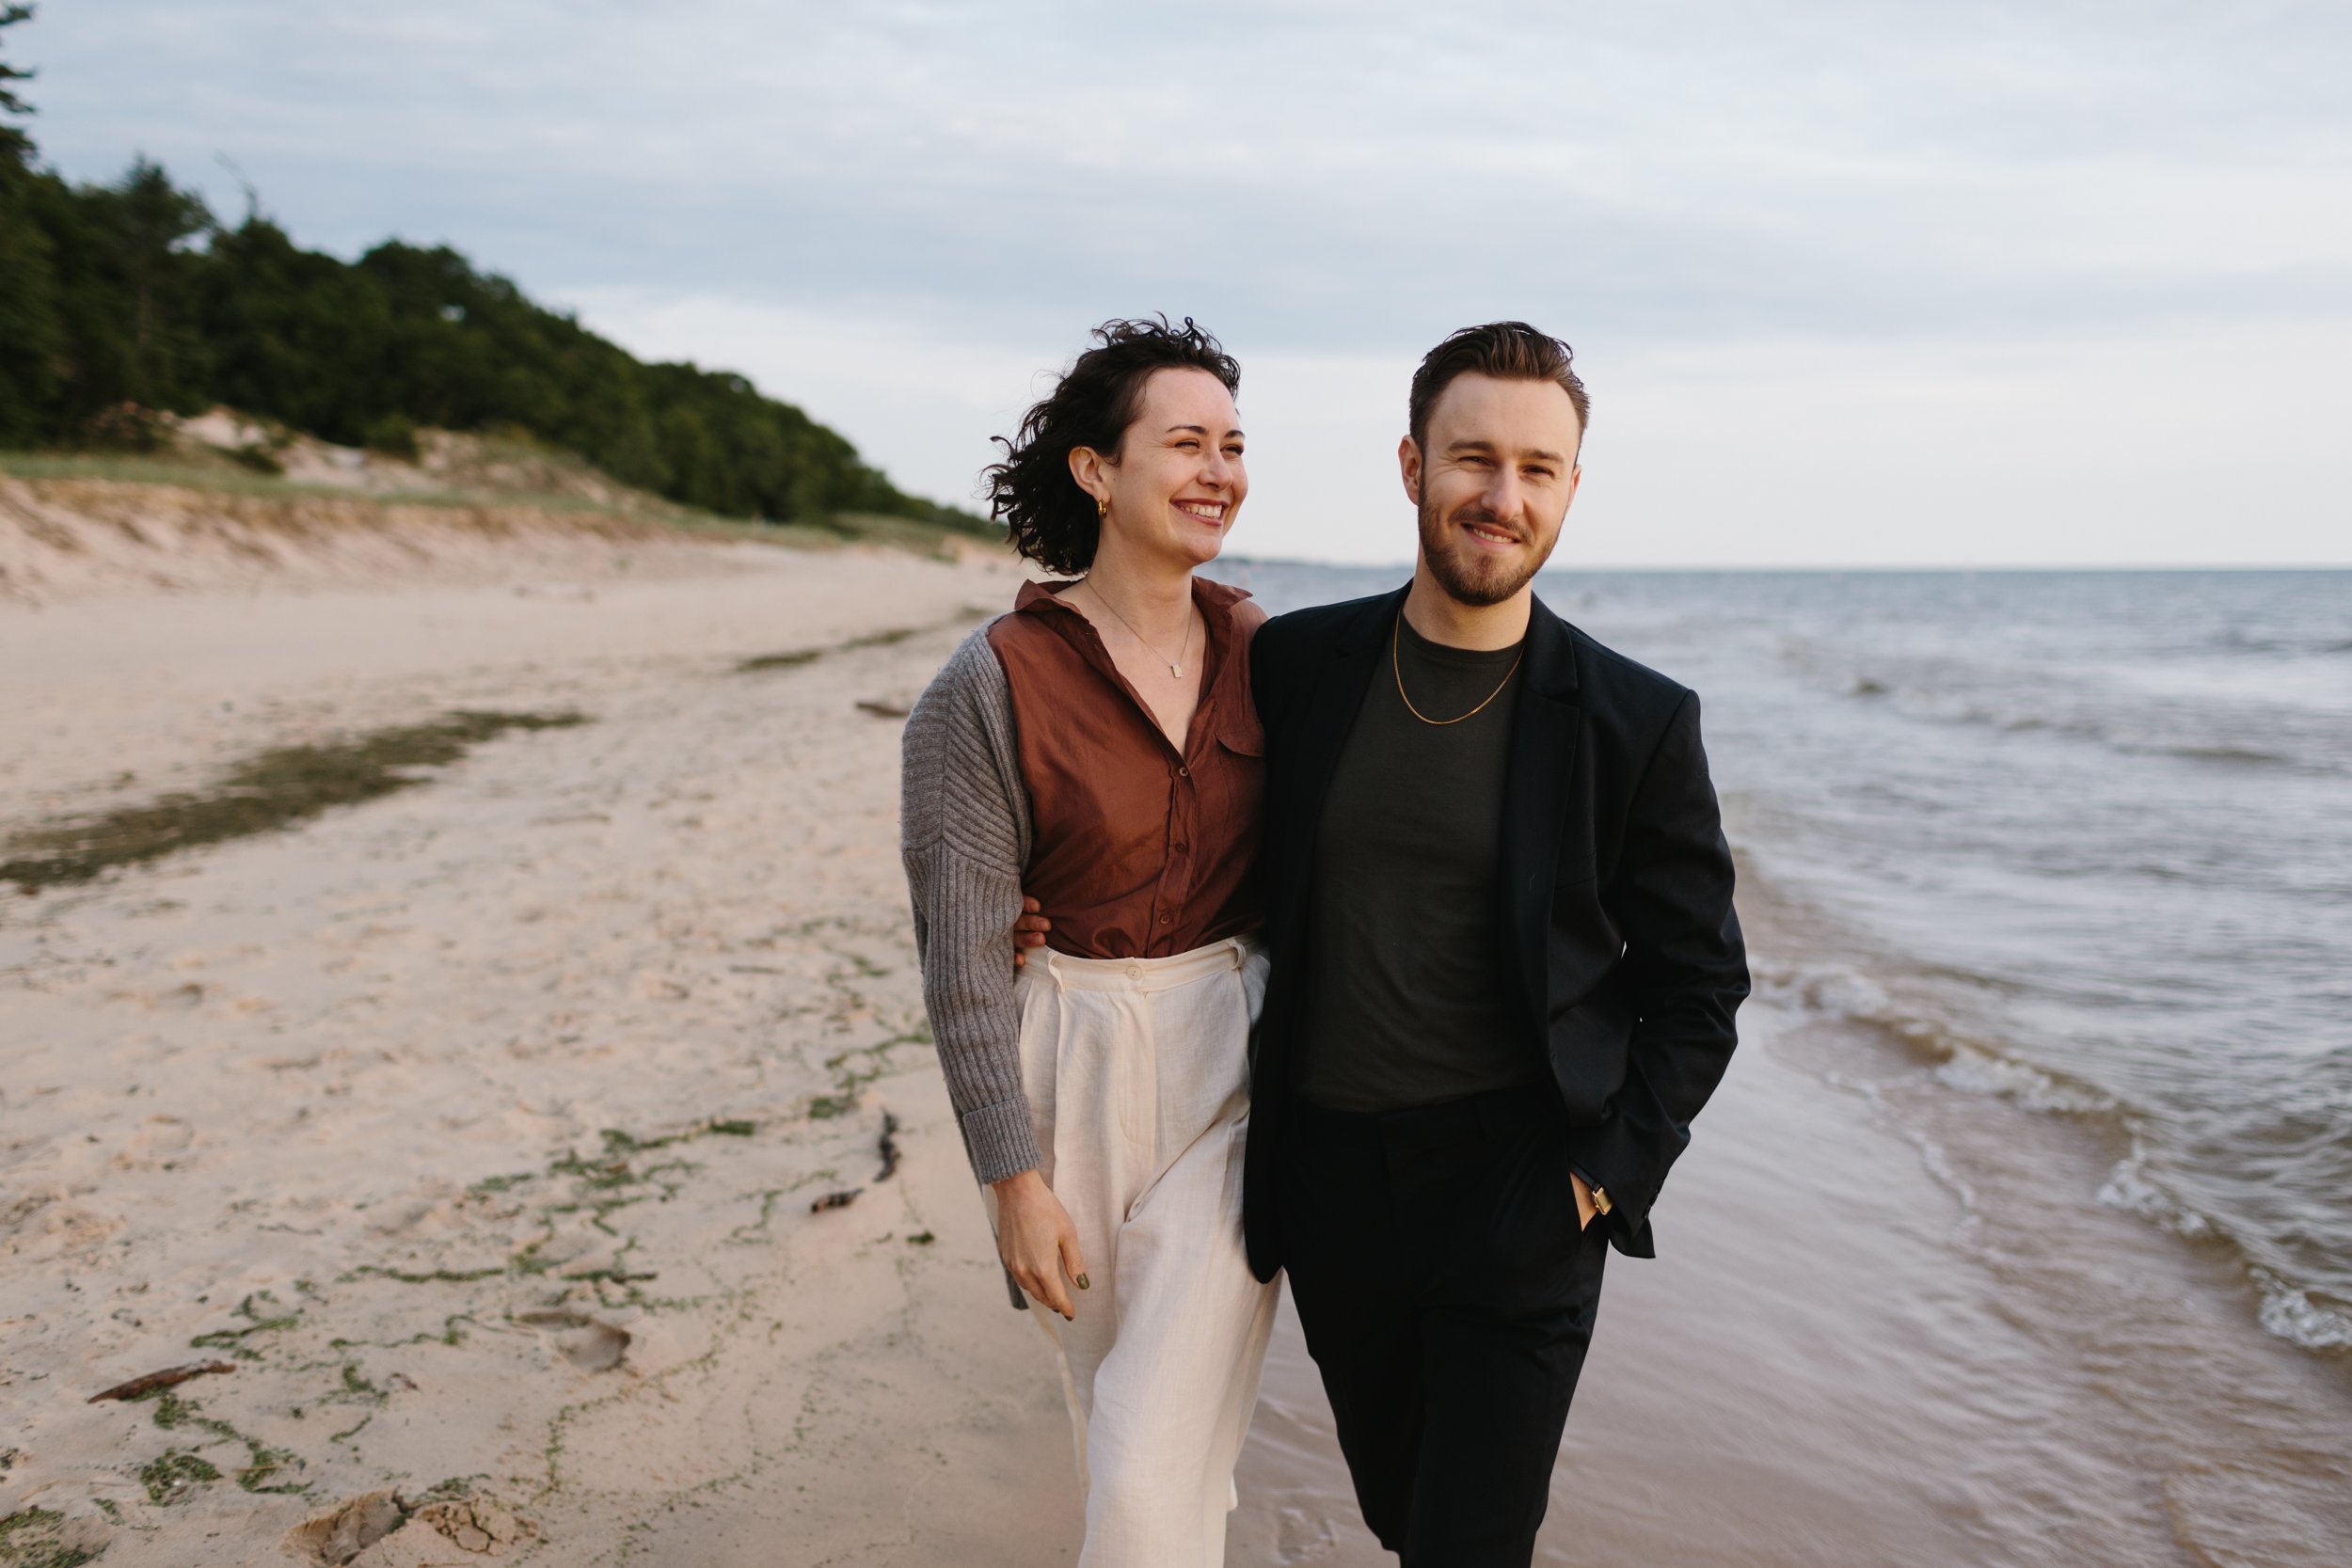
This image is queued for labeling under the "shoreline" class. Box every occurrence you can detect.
[1232,863,2352,1564]
[4,551,2346,1564]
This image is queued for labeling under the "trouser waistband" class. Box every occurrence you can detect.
[1033,934,1264,993]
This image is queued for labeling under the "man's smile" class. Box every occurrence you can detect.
[1459,516,1520,550]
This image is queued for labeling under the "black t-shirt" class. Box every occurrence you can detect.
[1291,611,1547,1112]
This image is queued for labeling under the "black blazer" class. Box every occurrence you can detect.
[1245,584,1749,1274]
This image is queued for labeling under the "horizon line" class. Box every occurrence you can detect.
[1216,557,2352,576]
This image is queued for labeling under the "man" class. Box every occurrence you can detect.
[1244,322,1748,1565]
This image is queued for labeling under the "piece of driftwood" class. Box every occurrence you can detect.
[87,1360,237,1403]
[854,699,911,719]
[876,1111,902,1181]
[809,1188,864,1213]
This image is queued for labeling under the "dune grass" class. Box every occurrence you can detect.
[0,451,997,559]
[0,451,701,520]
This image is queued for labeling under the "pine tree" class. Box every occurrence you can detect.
[0,3,64,444]
[0,3,34,168]
[0,6,978,531]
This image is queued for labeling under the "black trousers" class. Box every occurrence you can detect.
[1278,1085,1609,1567]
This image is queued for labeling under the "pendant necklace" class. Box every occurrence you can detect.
[1086,581,1193,678]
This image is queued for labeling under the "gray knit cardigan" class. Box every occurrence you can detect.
[898,624,1042,1190]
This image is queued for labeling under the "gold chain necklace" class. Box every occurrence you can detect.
[1084,579,1193,678]
[1391,608,1521,725]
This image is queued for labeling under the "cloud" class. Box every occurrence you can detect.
[566,292,2352,567]
[20,0,2352,562]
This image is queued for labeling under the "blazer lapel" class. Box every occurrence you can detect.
[1273,586,1402,934]
[1499,594,1583,1040]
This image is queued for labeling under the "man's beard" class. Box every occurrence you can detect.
[1417,497,1557,608]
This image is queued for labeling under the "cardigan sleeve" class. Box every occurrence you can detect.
[898,626,1041,1187]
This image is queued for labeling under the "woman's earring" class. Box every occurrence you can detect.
[1096,496,1108,520]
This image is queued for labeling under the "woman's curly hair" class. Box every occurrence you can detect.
[982,316,1241,576]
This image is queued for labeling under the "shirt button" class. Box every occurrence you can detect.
[1177,766,1190,778]
[1160,915,1171,924]
[1172,843,1187,854]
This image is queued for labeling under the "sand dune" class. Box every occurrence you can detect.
[0,472,755,609]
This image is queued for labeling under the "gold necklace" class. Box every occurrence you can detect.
[1391,608,1521,725]
[1084,579,1194,678]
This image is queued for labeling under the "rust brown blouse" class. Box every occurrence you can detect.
[988,577,1266,960]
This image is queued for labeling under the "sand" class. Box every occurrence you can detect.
[5,517,2347,1566]
[2,528,1086,1565]
[0,470,752,610]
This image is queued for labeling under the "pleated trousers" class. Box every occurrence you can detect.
[999,935,1280,1568]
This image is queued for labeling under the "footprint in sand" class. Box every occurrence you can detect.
[515,1307,630,1372]
[1276,1506,1338,1562]
[286,1487,537,1565]
[285,1489,404,1565]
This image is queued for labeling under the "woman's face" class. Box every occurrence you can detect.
[1075,367,1248,571]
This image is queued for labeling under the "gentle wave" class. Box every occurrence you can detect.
[1242,564,2352,1364]
[1779,639,2346,777]
[1760,953,2352,1356]
[1759,958,2118,1120]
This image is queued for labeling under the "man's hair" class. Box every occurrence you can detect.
[1406,321,1590,455]
[982,315,1241,577]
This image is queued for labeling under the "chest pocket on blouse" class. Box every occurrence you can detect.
[1201,713,1267,841]
[1217,709,1264,759]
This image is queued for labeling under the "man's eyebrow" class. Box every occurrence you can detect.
[1446,438,1566,464]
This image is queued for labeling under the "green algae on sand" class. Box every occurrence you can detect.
[0,1506,102,1568]
[0,709,589,892]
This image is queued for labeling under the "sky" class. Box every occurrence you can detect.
[17,1,2352,566]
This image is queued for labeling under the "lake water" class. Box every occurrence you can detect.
[1225,563,2352,1357]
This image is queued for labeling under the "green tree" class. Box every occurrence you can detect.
[0,2,62,443]
[87,157,215,411]
[24,158,215,433]
[0,2,35,169]
[0,33,984,533]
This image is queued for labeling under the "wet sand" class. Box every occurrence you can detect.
[4,543,2347,1564]
[1234,940,2352,1565]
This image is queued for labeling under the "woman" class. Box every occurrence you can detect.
[898,316,1276,1566]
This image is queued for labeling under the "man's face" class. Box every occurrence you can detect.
[1402,372,1583,608]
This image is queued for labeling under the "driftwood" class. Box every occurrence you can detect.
[809,1188,863,1213]
[876,1111,902,1181]
[87,1360,237,1403]
[854,699,911,720]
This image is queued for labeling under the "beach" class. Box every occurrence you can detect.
[1,524,1089,1565]
[4,528,2348,1565]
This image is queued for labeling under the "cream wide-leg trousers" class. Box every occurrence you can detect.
[995,935,1280,1568]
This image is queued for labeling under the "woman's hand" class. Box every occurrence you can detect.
[992,1168,1089,1318]
[1011,896,1052,970]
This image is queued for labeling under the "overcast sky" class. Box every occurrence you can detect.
[21,1,2352,565]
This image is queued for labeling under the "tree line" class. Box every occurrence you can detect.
[0,7,980,531]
